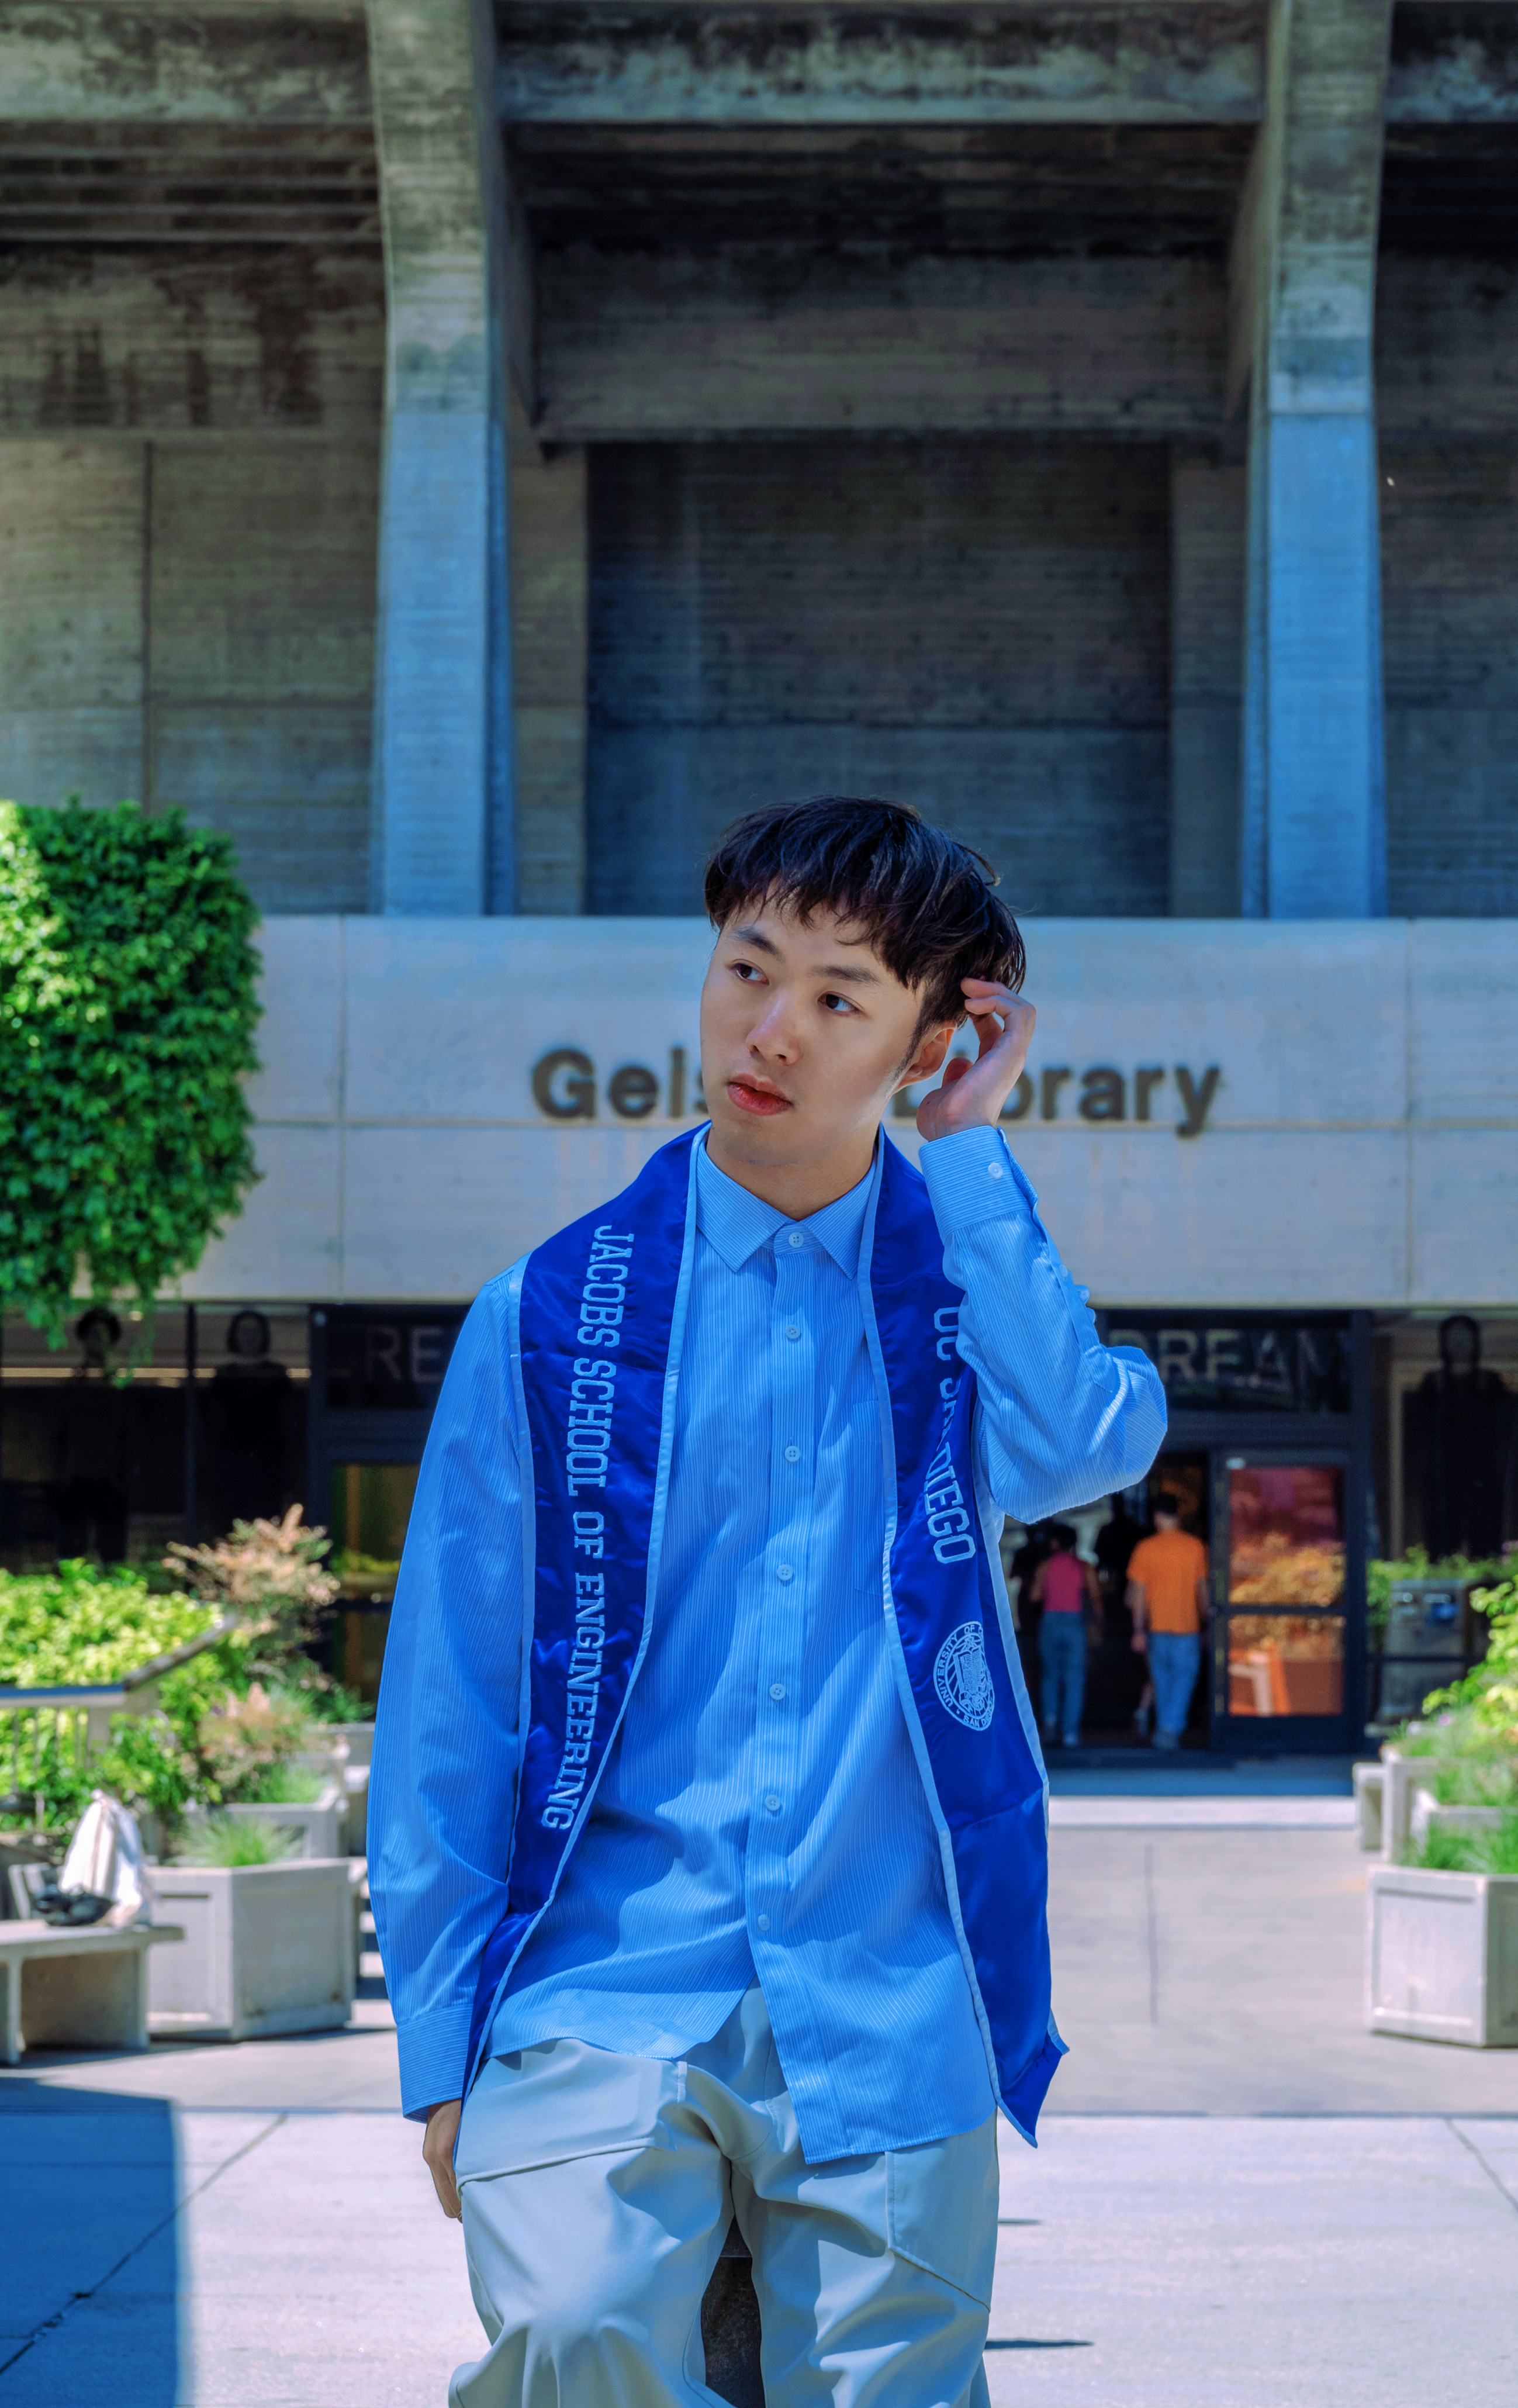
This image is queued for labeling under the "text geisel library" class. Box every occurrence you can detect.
[530,1049,1224,1138]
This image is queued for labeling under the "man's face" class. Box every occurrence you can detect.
[699,901,953,1174]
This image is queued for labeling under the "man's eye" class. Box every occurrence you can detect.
[821,992,854,1015]
[732,961,762,982]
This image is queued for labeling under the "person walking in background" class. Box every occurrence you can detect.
[1094,1494,1150,1734]
[1006,1519,1052,1705]
[1126,1493,1210,1750]
[1030,1523,1101,1748]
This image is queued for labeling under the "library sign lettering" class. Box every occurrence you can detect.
[530,1049,1225,1138]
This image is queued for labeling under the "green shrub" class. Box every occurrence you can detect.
[0,1563,216,1686]
[1420,1573,1518,1744]
[1407,1809,1518,1877]
[249,1763,324,1806]
[1409,1823,1481,1872]
[300,1681,370,1726]
[0,1560,260,1830]
[179,1813,299,1868]
[1428,1757,1518,1809]
[0,799,260,1341]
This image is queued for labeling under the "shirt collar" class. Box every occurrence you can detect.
[694,1132,876,1279]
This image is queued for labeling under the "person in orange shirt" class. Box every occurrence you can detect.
[1126,1495,1211,1750]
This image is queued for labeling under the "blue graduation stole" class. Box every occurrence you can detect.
[466,1128,1064,2139]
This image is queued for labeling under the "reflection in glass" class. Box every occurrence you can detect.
[329,1463,420,1706]
[330,1462,420,1596]
[1226,1614,1345,1718]
[1227,1464,1345,1607]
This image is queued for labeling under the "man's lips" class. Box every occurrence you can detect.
[727,1078,792,1118]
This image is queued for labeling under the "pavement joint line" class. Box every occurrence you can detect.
[0,2110,287,2380]
[1143,1839,1160,2026]
[1447,2116,1518,2217]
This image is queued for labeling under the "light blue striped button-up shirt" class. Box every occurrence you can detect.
[371,1125,1165,2157]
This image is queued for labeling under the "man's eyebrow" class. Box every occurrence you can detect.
[731,923,781,959]
[729,923,883,987]
[815,961,881,986]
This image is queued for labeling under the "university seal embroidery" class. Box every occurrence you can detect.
[933,1621,996,1732]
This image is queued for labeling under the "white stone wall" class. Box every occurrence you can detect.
[181,916,1518,1310]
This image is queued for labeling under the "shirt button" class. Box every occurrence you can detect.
[776,1563,793,1583]
[764,1794,780,1813]
[769,1683,786,1702]
[784,1444,801,1464]
[787,1229,804,1248]
[987,1163,1004,1180]
[756,1913,770,1932]
[785,1324,801,1341]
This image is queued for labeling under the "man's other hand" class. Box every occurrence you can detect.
[423,2098,464,2220]
[917,980,1036,1140]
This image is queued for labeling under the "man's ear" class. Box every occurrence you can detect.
[895,1021,957,1092]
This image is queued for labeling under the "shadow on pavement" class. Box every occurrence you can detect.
[0,2077,181,2404]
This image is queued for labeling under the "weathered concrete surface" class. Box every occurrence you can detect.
[1235,0,1393,919]
[1169,451,1244,915]
[0,0,372,124]
[0,434,378,908]
[0,438,145,810]
[366,0,517,914]
[0,244,384,439]
[511,423,586,914]
[496,1,1267,127]
[539,247,1226,438]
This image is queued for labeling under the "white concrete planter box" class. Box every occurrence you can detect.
[1367,1865,1518,2047]
[342,1763,370,1854]
[1379,1749,1462,1858]
[147,1859,354,2040]
[184,1784,347,1861]
[329,1723,375,1770]
[1353,1762,1385,1852]
[1409,1789,1505,1850]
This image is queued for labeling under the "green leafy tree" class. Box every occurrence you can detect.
[0,799,261,1339]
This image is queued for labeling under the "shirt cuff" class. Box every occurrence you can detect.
[917,1122,1039,1232]
[395,2000,478,2122]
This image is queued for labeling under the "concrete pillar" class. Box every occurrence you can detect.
[511,414,587,914]
[366,0,525,913]
[1170,452,1246,916]
[1233,0,1393,918]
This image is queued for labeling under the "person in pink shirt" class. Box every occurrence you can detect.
[1028,1523,1102,1747]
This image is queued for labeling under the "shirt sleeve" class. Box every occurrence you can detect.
[367,1274,526,2120]
[917,1125,1168,1526]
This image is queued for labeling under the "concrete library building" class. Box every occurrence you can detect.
[2,1,1516,1754]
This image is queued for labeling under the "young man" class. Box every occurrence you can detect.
[1027,1523,1102,1749]
[1126,1493,1211,1750]
[370,798,1166,2408]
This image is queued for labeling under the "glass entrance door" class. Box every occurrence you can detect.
[1215,1457,1350,1743]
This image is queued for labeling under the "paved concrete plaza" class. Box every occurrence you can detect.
[3,1808,1515,2405]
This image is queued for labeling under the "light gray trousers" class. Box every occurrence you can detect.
[451,1985,997,2408]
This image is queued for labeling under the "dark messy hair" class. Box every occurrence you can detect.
[703,797,1024,1038]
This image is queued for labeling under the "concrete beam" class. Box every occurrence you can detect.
[1235,0,1393,919]
[1386,2,1518,125]
[499,2,1266,127]
[0,1,372,123]
[366,0,525,914]
[537,247,1226,440]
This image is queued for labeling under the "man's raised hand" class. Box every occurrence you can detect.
[915,979,1036,1141]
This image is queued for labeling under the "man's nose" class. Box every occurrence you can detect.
[749,995,799,1059]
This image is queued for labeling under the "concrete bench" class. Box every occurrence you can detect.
[0,1921,184,2065]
